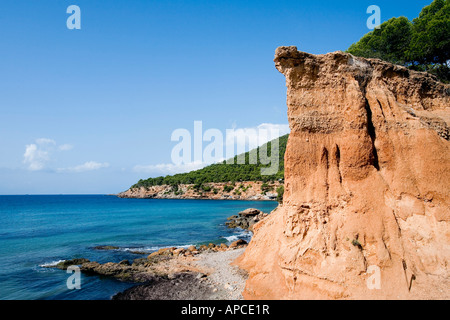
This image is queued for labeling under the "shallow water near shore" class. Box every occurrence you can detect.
[0,195,277,300]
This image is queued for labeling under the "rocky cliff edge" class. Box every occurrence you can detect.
[235,47,450,300]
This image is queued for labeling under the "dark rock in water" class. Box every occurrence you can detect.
[229,239,247,249]
[129,250,147,255]
[225,208,268,231]
[239,208,262,217]
[112,273,218,300]
[55,258,90,270]
[80,261,154,282]
[93,245,120,250]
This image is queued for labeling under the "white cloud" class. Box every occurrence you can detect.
[225,123,290,153]
[23,138,74,171]
[20,138,111,174]
[23,138,58,171]
[57,161,110,173]
[23,143,50,171]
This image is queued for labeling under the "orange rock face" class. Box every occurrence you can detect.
[235,47,450,299]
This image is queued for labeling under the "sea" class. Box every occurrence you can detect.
[0,195,277,300]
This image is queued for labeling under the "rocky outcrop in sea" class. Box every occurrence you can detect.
[226,208,269,231]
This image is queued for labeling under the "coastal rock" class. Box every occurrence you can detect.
[129,250,148,255]
[112,247,248,300]
[226,209,268,231]
[80,261,146,281]
[79,256,180,282]
[117,181,283,201]
[239,208,263,217]
[133,257,151,266]
[55,258,90,270]
[112,273,218,300]
[236,47,450,299]
[229,239,247,249]
[147,247,174,259]
[119,260,131,266]
[173,248,186,256]
[93,245,119,250]
[50,241,247,296]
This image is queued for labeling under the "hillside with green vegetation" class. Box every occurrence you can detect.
[131,134,289,189]
[347,0,449,82]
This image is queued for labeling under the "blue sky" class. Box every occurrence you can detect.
[0,0,432,194]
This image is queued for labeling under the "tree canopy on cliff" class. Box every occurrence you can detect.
[347,0,449,82]
[131,134,288,189]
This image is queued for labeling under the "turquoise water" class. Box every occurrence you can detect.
[0,195,277,300]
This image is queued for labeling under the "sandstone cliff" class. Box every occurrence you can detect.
[235,47,450,299]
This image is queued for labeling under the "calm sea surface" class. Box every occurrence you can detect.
[0,195,277,300]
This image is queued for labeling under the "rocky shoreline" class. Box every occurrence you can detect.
[112,272,218,300]
[117,181,282,201]
[112,248,248,300]
[48,239,247,283]
[48,240,248,300]
[45,206,272,300]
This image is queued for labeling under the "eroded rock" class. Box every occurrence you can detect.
[236,47,450,300]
